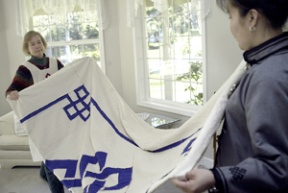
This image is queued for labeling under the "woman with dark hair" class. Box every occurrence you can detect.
[173,0,288,192]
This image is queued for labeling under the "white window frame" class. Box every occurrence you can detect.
[133,1,207,116]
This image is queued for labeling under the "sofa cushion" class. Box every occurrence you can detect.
[0,135,30,151]
[0,111,14,135]
[0,111,28,136]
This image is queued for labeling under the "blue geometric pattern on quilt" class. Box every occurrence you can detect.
[63,85,91,122]
[46,151,132,192]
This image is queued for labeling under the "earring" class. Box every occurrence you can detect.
[249,26,256,31]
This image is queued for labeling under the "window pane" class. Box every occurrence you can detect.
[46,44,100,65]
[149,79,164,99]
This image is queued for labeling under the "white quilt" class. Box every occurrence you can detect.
[8,57,247,193]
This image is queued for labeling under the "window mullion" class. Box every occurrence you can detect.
[48,39,99,47]
[162,10,170,60]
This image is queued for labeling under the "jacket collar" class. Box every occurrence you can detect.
[243,32,288,65]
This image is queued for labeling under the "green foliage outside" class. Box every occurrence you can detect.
[176,61,203,105]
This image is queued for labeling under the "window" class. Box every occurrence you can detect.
[17,0,105,70]
[133,0,207,116]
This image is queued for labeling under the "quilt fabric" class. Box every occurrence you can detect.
[8,57,247,193]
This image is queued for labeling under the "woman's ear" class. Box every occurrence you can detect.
[248,9,259,31]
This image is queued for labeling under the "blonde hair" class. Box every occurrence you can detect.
[22,30,47,56]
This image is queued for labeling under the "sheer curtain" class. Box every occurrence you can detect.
[16,0,109,36]
[126,0,211,27]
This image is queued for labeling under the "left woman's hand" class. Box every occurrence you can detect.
[7,90,19,101]
[172,168,215,193]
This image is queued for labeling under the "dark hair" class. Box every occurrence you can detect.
[22,30,47,56]
[216,0,288,29]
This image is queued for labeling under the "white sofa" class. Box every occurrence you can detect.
[0,111,40,169]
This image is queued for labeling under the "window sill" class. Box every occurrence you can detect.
[137,100,200,117]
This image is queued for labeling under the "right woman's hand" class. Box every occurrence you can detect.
[172,168,215,193]
[7,91,19,100]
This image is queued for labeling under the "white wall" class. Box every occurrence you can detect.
[0,0,14,115]
[0,0,243,159]
[102,0,123,97]
[2,0,25,78]
[0,0,28,115]
[205,2,243,98]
